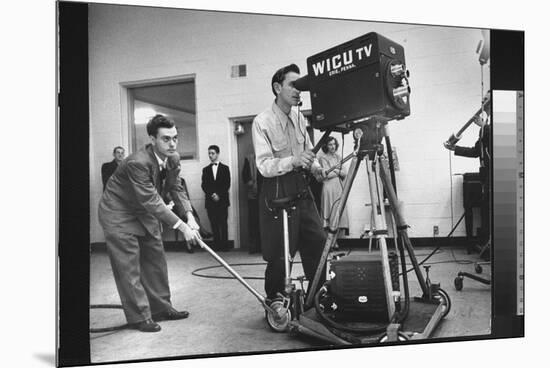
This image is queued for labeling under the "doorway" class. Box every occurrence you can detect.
[124,76,198,159]
[235,118,256,252]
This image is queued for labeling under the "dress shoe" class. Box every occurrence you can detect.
[129,318,161,332]
[153,308,190,321]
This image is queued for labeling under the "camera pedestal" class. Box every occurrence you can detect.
[299,122,450,343]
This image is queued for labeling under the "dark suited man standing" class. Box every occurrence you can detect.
[98,114,200,333]
[101,146,125,191]
[201,145,231,251]
[445,106,492,259]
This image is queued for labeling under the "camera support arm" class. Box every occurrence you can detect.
[312,129,333,154]
[445,93,491,147]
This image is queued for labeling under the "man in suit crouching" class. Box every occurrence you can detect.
[98,114,200,332]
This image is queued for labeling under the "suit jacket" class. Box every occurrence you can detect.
[454,124,491,182]
[201,162,230,208]
[101,159,119,191]
[162,152,195,214]
[98,144,192,237]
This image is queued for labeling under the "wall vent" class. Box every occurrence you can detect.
[231,64,247,78]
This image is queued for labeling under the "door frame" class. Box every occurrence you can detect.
[119,73,197,156]
[229,115,256,250]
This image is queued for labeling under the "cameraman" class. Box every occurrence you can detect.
[252,64,326,304]
[445,109,491,259]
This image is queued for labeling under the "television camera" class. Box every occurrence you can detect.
[293,32,411,133]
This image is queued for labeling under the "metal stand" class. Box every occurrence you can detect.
[193,194,304,332]
[305,153,439,307]
[454,236,491,291]
[263,196,305,331]
[294,121,450,344]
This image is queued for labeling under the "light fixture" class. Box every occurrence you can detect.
[234,123,245,136]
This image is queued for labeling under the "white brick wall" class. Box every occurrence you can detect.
[89,5,488,243]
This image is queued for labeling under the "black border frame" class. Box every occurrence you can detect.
[58,2,90,365]
[490,29,524,337]
[56,2,525,366]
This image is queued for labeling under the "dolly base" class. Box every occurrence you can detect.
[290,299,445,345]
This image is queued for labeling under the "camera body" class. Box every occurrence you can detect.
[304,32,410,131]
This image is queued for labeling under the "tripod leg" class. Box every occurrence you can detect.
[305,155,362,308]
[369,209,375,252]
[378,159,429,296]
[390,212,399,254]
[367,156,395,320]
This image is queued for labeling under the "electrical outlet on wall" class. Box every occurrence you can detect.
[433,225,439,236]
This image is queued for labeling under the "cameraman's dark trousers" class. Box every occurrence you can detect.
[258,171,327,300]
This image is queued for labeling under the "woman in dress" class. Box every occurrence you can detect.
[319,136,349,248]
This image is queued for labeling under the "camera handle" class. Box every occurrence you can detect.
[311,129,333,155]
[323,150,356,176]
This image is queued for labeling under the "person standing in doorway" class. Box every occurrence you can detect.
[201,145,231,251]
[445,99,491,260]
[101,146,125,191]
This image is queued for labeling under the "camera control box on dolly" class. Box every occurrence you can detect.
[324,253,400,322]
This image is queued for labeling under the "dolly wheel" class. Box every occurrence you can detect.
[378,331,410,342]
[435,288,451,318]
[454,276,463,291]
[266,300,291,332]
[475,264,483,274]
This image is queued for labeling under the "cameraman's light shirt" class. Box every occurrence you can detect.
[252,101,320,178]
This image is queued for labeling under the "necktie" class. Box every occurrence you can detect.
[159,164,167,187]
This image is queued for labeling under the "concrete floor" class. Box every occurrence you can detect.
[90,246,491,363]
